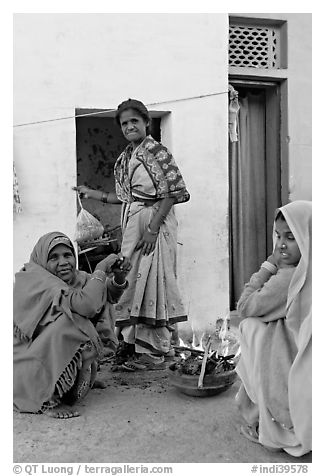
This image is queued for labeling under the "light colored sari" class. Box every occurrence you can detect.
[114,136,189,355]
[236,201,312,456]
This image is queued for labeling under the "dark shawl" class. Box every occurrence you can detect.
[13,232,103,412]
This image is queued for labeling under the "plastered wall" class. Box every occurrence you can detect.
[13,13,229,335]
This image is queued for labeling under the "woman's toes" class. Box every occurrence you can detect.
[42,406,80,419]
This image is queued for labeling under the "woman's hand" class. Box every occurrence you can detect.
[267,253,278,267]
[95,254,121,274]
[72,185,95,199]
[135,229,158,256]
[95,255,131,283]
[111,256,132,284]
[267,249,283,268]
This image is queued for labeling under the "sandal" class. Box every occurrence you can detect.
[240,424,259,444]
[122,355,167,371]
[121,360,147,372]
[240,424,282,452]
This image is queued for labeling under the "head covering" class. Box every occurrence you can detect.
[30,231,75,268]
[14,232,77,340]
[275,201,312,338]
[13,232,103,414]
[115,98,150,125]
[279,201,312,453]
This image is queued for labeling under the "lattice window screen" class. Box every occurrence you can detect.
[229,24,281,69]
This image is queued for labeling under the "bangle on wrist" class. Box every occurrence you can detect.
[91,269,107,283]
[147,224,159,235]
[261,261,277,274]
[112,276,128,289]
[101,192,109,203]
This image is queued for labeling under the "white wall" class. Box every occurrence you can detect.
[13,13,229,334]
[285,13,312,201]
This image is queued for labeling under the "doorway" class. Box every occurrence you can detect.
[228,81,284,309]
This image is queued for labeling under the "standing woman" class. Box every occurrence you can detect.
[74,98,190,370]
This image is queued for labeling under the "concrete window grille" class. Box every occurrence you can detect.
[229,23,282,69]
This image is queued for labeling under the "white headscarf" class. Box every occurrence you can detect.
[276,200,312,454]
[275,200,312,341]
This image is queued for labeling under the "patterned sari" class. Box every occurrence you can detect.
[114,136,189,355]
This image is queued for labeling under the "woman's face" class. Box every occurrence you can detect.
[119,108,148,145]
[274,218,301,267]
[46,244,76,284]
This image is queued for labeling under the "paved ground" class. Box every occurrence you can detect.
[13,360,312,465]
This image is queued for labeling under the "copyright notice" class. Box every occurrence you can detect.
[13,466,74,475]
[13,464,174,475]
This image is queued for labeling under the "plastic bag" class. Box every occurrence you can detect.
[74,193,104,244]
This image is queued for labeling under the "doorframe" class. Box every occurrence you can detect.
[228,77,289,309]
[229,77,289,206]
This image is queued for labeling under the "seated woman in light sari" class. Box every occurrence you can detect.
[74,98,190,370]
[13,231,131,418]
[235,200,312,456]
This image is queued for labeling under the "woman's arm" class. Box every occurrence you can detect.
[72,185,121,204]
[149,197,175,233]
[135,197,175,255]
[237,266,295,320]
[67,255,131,317]
[67,271,107,318]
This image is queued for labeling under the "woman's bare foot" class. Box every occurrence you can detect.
[42,405,80,419]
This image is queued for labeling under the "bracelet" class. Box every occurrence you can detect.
[91,269,107,283]
[147,224,159,235]
[91,276,105,284]
[101,192,109,203]
[261,261,277,274]
[111,276,128,289]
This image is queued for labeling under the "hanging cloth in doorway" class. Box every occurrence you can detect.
[13,162,22,214]
[229,90,268,309]
[228,84,240,142]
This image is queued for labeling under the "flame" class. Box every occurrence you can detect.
[222,342,229,357]
[198,334,204,350]
[218,314,229,341]
[178,337,187,359]
[179,337,186,347]
[191,330,205,351]
[218,314,230,357]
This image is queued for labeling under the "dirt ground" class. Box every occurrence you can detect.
[13,358,312,465]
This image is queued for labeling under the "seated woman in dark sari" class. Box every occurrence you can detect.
[13,231,131,419]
